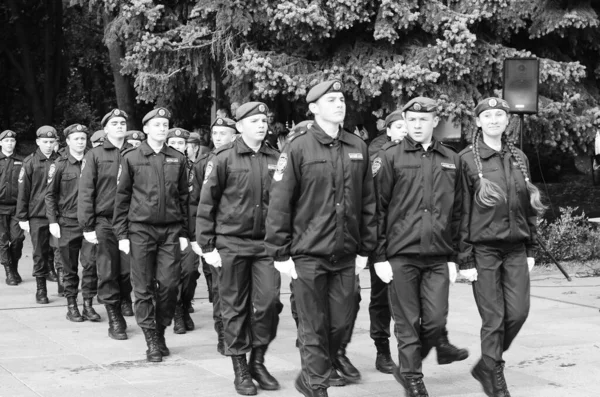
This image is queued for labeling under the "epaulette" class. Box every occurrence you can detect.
[287,129,307,143]
[214,142,234,155]
[121,146,138,157]
[23,153,34,163]
[382,140,400,151]
[459,145,474,157]
[439,141,458,153]
[194,152,210,164]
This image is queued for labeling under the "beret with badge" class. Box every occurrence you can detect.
[36,125,59,139]
[63,124,89,138]
[125,130,146,141]
[384,110,404,128]
[211,117,237,132]
[142,107,171,125]
[0,130,18,141]
[475,97,511,116]
[101,108,128,127]
[90,130,106,144]
[187,132,202,145]
[235,102,269,121]
[306,80,343,103]
[166,128,190,141]
[401,97,438,113]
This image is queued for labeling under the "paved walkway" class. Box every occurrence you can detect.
[1,242,599,396]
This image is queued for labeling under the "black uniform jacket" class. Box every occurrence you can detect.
[458,141,538,269]
[368,133,389,161]
[16,149,59,221]
[113,141,189,240]
[196,138,279,252]
[0,152,25,215]
[373,137,462,263]
[188,151,214,241]
[78,139,132,233]
[265,122,377,262]
[46,152,84,223]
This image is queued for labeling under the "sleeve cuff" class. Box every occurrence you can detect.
[526,246,535,258]
[201,244,215,252]
[458,256,475,270]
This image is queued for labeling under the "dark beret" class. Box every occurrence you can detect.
[90,130,106,144]
[187,132,202,145]
[142,107,171,125]
[401,97,437,113]
[101,109,128,127]
[125,130,146,141]
[166,128,190,140]
[63,124,89,138]
[235,102,269,121]
[475,97,511,116]
[36,125,58,139]
[384,110,404,128]
[306,80,343,103]
[210,117,237,132]
[0,130,18,140]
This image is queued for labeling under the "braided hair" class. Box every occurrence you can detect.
[472,129,506,207]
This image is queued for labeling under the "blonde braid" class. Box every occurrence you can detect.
[473,130,506,207]
[504,138,546,215]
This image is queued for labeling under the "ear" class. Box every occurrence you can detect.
[475,117,482,128]
[142,124,149,135]
[235,121,244,134]
[308,102,319,116]
[432,116,440,128]
[386,127,392,137]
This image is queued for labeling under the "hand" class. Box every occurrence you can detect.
[355,255,368,275]
[527,257,535,272]
[190,241,202,256]
[459,268,478,282]
[374,261,393,284]
[118,239,130,255]
[19,221,30,233]
[447,262,457,284]
[83,231,98,244]
[179,237,188,252]
[274,258,298,279]
[204,249,222,268]
[49,223,61,238]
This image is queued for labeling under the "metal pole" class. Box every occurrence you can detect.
[519,114,524,150]
[536,238,572,281]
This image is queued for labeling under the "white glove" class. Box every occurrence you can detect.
[49,223,61,238]
[448,262,457,284]
[190,241,202,256]
[118,239,130,255]
[179,237,188,252]
[527,257,535,272]
[355,255,368,275]
[274,258,298,279]
[204,249,222,268]
[19,221,30,233]
[374,261,393,284]
[83,231,98,244]
[459,268,478,282]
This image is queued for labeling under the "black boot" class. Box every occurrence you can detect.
[142,328,162,362]
[374,339,396,374]
[329,368,346,387]
[115,302,127,330]
[12,266,22,283]
[437,330,469,365]
[82,298,101,322]
[105,304,128,340]
[35,277,49,304]
[206,273,214,303]
[156,324,170,356]
[173,302,187,334]
[333,348,361,383]
[249,346,279,390]
[182,301,195,331]
[3,265,18,286]
[57,269,65,297]
[216,320,225,355]
[120,297,134,317]
[66,297,84,322]
[472,359,508,397]
[493,363,511,397]
[231,355,257,395]
[393,367,429,397]
[295,373,329,397]
[46,266,58,282]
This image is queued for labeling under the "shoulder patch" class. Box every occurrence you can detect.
[273,153,288,182]
[47,164,56,185]
[203,161,214,184]
[439,141,458,153]
[382,140,399,151]
[372,157,382,177]
[117,164,122,185]
[214,142,234,155]
[18,167,25,184]
[288,130,307,143]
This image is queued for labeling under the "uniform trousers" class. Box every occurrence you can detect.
[0,214,24,271]
[96,216,131,306]
[472,242,530,369]
[30,218,51,277]
[57,218,97,299]
[210,263,222,324]
[178,247,200,304]
[368,257,391,342]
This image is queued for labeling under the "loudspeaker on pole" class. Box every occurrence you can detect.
[503,58,539,114]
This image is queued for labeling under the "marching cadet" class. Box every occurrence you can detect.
[189,117,237,355]
[458,98,544,397]
[78,109,133,341]
[265,80,377,397]
[90,130,106,148]
[125,130,145,148]
[113,108,189,363]
[0,130,25,285]
[16,125,59,304]
[166,127,199,334]
[186,132,209,162]
[197,103,282,395]
[46,124,101,322]
[373,97,465,397]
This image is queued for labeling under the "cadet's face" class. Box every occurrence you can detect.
[186,143,198,158]
[403,111,438,144]
[127,139,142,148]
[37,138,57,156]
[236,115,268,143]
[387,120,408,141]
[212,127,235,149]
[66,132,87,154]
[476,109,509,138]
[312,93,346,124]
[104,117,127,139]
[1,138,16,153]
[144,117,169,142]
[167,137,186,154]
[267,113,275,124]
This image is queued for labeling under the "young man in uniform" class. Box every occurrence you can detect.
[46,124,100,322]
[197,103,282,395]
[113,108,189,363]
[16,125,59,304]
[78,109,133,340]
[189,117,237,355]
[125,130,145,148]
[0,130,25,285]
[265,80,377,397]
[166,127,199,334]
[373,97,463,397]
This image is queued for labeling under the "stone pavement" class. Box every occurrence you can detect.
[1,242,600,397]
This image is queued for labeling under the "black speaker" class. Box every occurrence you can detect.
[503,58,539,114]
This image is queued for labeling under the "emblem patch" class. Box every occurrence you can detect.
[117,164,122,185]
[348,153,363,160]
[132,133,138,139]
[488,99,498,107]
[203,161,214,184]
[217,118,223,125]
[273,153,287,182]
[372,157,382,177]
[114,109,121,116]
[47,132,53,137]
[413,103,422,111]
[77,125,83,131]
[47,164,56,184]
[159,109,166,116]
[258,104,266,113]
[18,167,25,184]
[333,81,341,90]
[441,162,456,169]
